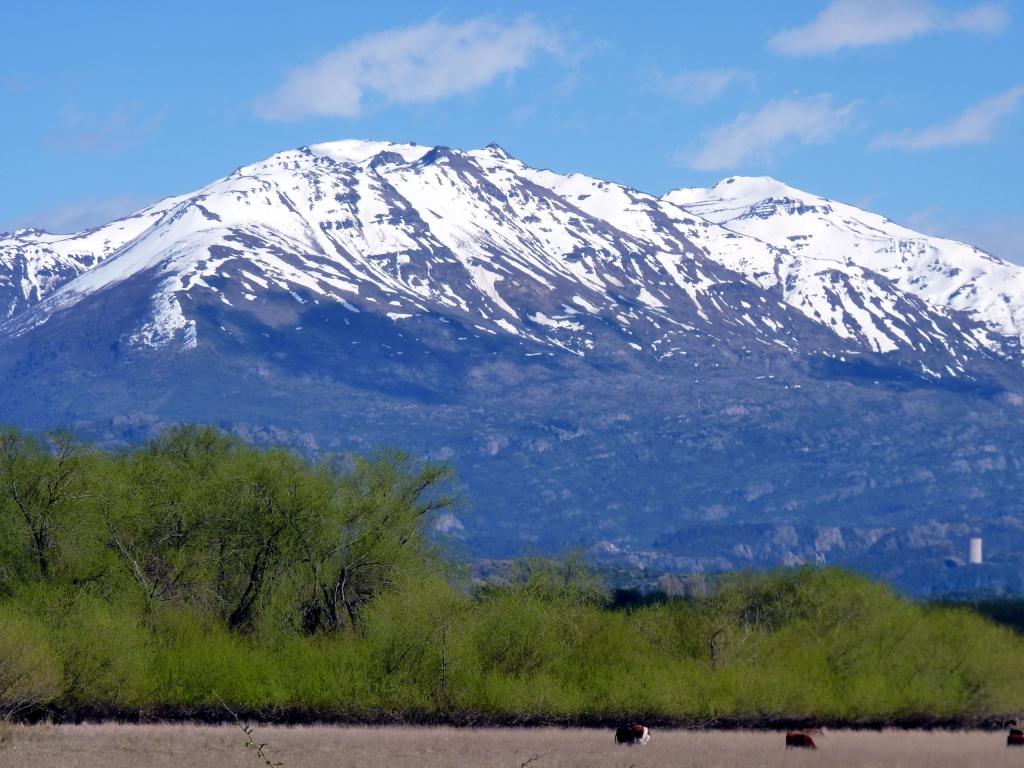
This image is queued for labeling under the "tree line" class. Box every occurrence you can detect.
[2,425,1024,723]
[0,425,450,634]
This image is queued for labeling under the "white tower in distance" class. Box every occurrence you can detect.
[969,537,983,565]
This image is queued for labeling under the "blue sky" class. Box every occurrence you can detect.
[2,0,1022,260]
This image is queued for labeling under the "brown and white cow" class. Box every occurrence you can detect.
[785,731,817,749]
[615,724,650,745]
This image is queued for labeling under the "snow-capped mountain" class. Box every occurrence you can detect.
[4,140,813,361]
[667,176,1024,349]
[507,162,1012,366]
[2,139,1020,382]
[3,139,1024,593]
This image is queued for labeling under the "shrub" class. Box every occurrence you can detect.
[15,586,155,708]
[0,605,63,717]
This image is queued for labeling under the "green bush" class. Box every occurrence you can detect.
[3,564,1024,720]
[0,605,63,717]
[360,575,470,711]
[13,585,155,708]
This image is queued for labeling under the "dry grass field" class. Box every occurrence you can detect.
[1,724,1021,768]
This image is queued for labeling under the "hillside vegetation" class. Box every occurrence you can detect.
[1,425,1023,723]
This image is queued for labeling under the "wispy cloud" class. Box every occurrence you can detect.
[906,207,1024,263]
[256,17,562,121]
[46,104,166,154]
[959,214,1024,264]
[871,83,1024,150]
[654,68,749,104]
[3,195,144,234]
[1,73,27,92]
[685,95,858,171]
[769,0,1010,56]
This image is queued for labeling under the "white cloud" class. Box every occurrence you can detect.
[954,3,1013,32]
[686,95,858,171]
[871,83,1024,150]
[4,196,143,234]
[655,68,748,104]
[769,0,1010,56]
[256,17,562,120]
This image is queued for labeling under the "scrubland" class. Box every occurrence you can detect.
[3,426,1024,725]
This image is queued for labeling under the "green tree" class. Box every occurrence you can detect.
[296,452,454,634]
[0,428,94,588]
[99,426,240,606]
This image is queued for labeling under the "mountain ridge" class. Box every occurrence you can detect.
[3,140,1019,371]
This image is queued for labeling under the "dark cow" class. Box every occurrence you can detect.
[786,731,817,749]
[1008,728,1024,746]
[615,724,650,745]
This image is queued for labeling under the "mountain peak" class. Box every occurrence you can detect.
[307,139,432,165]
[717,174,805,198]
[665,175,812,209]
[483,142,512,159]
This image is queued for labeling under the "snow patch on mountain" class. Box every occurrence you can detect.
[666,176,1024,345]
[0,195,186,319]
